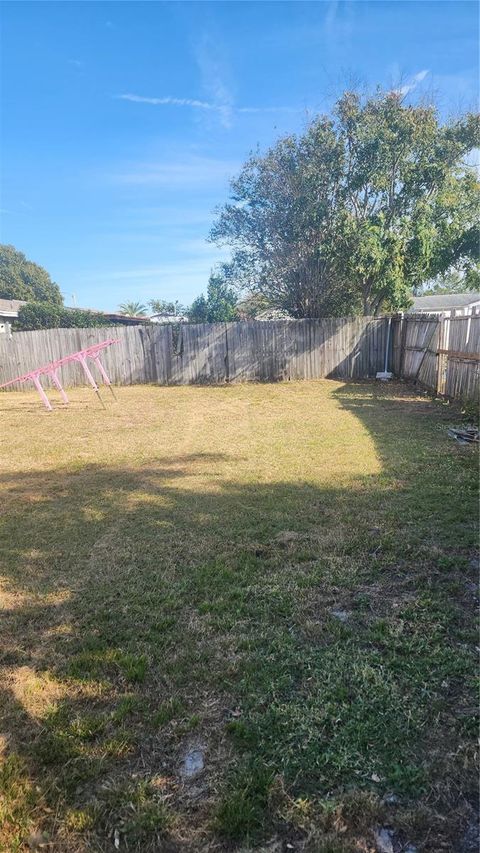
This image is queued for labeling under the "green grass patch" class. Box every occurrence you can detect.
[0,381,477,851]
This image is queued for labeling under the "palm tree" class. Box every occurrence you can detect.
[118,301,148,317]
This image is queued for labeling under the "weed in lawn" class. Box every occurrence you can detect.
[215,765,274,841]
[153,696,185,727]
[96,779,171,846]
[111,694,144,723]
[65,806,98,832]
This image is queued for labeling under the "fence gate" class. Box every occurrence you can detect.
[392,312,480,402]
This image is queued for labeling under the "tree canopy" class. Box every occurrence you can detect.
[149,299,185,316]
[210,90,480,317]
[187,271,238,323]
[0,244,63,304]
[118,301,148,316]
[416,268,480,296]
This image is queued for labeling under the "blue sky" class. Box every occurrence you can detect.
[1,1,478,312]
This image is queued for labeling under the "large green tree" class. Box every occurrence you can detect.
[188,271,238,323]
[0,244,63,304]
[211,91,479,317]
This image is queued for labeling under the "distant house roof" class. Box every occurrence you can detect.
[255,308,292,321]
[102,312,150,325]
[409,293,480,313]
[0,298,27,318]
[64,306,150,325]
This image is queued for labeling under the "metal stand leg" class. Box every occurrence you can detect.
[32,375,53,411]
[50,371,69,404]
[77,356,106,409]
[92,356,117,400]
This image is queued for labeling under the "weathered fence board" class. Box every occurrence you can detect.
[391,313,479,402]
[396,316,439,380]
[0,317,390,390]
[1,314,478,401]
[444,316,480,402]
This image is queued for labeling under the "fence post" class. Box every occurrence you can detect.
[224,322,230,383]
[436,313,450,395]
[399,313,408,378]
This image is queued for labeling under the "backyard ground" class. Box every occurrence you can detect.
[0,380,478,853]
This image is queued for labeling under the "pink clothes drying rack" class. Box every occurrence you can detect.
[0,338,119,411]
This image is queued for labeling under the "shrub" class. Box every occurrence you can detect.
[14,302,111,331]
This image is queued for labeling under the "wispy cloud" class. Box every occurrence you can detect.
[0,200,33,215]
[324,0,339,36]
[194,33,235,128]
[109,155,240,188]
[118,94,219,111]
[87,259,220,282]
[395,69,430,97]
[115,206,215,228]
[324,0,355,43]
[75,253,228,301]
[118,28,299,129]
[117,93,301,120]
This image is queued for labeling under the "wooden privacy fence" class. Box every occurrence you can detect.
[0,314,478,401]
[0,317,391,389]
[392,313,480,402]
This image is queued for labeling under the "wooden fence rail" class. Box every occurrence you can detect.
[0,314,478,401]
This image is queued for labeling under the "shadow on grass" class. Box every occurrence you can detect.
[0,382,478,852]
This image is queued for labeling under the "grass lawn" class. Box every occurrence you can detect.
[0,380,478,852]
